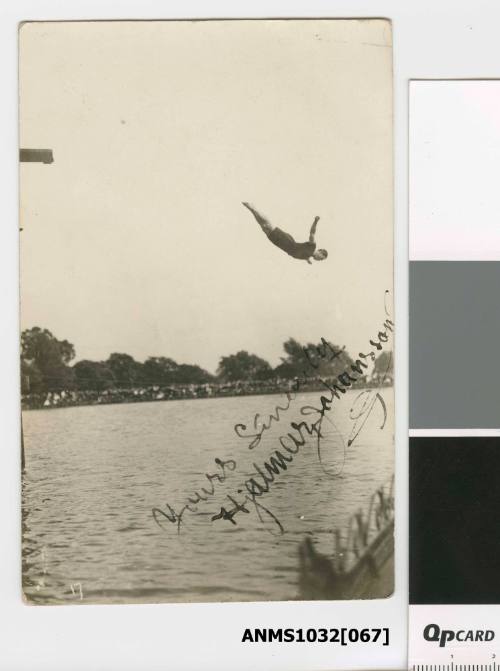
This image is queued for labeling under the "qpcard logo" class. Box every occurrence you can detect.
[424,624,495,648]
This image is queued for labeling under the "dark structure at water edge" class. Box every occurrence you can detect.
[298,477,394,600]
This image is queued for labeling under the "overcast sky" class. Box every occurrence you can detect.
[20,20,393,373]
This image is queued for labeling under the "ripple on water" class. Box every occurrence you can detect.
[22,389,394,604]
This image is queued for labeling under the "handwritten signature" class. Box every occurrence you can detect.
[152,457,237,533]
[152,292,393,536]
[210,345,391,535]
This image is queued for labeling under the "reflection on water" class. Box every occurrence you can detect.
[22,388,393,604]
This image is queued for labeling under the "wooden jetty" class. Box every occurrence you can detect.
[298,477,394,600]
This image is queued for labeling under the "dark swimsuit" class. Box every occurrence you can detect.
[268,227,316,260]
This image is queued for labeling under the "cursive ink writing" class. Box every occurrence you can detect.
[234,379,300,450]
[302,338,345,370]
[152,456,237,533]
[212,416,323,535]
[347,389,387,447]
[211,304,394,534]
[154,291,394,537]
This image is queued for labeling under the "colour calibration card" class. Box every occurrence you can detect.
[409,80,500,669]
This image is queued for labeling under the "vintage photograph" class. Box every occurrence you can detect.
[20,19,394,605]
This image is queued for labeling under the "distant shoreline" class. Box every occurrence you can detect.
[21,378,393,411]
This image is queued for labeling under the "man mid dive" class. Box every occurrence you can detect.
[242,202,328,264]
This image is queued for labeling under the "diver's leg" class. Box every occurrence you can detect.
[309,216,320,243]
[242,202,274,236]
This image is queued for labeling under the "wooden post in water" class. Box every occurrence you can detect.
[21,416,25,472]
[20,147,54,469]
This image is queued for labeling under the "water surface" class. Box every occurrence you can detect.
[22,388,393,604]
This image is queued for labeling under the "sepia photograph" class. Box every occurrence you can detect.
[19,18,394,605]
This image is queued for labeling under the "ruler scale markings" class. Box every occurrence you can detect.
[409,665,500,670]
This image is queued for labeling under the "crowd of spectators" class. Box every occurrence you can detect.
[20,374,392,411]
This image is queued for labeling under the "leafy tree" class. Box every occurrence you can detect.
[21,327,75,391]
[20,359,43,394]
[275,337,354,379]
[217,351,272,382]
[105,353,143,388]
[273,338,305,378]
[141,357,214,385]
[142,357,179,385]
[175,364,214,384]
[372,351,393,384]
[73,360,115,391]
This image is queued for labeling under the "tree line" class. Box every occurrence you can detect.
[20,326,393,395]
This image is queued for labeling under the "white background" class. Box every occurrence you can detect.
[410,80,500,260]
[1,1,500,670]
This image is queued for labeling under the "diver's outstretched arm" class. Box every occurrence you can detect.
[242,202,274,236]
[309,216,320,243]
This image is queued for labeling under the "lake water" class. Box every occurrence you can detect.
[22,388,394,604]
